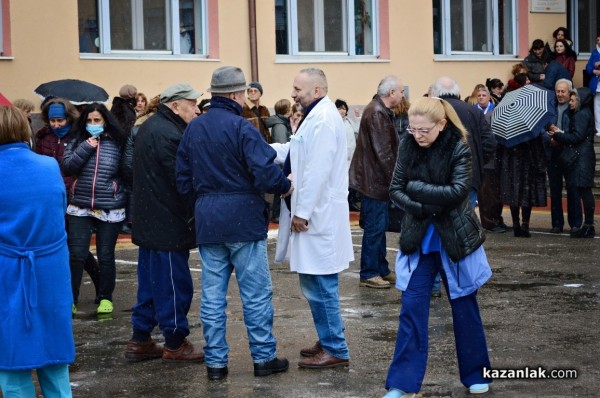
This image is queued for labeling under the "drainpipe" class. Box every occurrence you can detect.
[248,0,258,82]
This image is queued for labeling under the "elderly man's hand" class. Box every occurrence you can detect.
[291,216,309,232]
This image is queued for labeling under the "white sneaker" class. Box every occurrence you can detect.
[469,383,489,394]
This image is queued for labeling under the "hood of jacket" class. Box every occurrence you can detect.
[265,114,289,128]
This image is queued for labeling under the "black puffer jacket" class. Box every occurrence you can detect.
[61,133,126,210]
[553,87,597,188]
[390,125,485,262]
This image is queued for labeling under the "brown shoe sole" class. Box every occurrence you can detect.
[359,281,392,289]
[298,360,349,369]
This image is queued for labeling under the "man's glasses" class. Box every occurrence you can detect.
[406,124,437,136]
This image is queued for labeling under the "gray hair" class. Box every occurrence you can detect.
[555,78,573,91]
[431,76,461,98]
[299,67,328,93]
[377,75,400,97]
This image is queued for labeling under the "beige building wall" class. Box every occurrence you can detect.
[0,1,582,111]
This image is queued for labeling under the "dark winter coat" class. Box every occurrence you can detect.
[349,95,398,200]
[111,96,137,137]
[35,126,75,192]
[552,88,597,188]
[499,136,547,207]
[131,104,196,251]
[524,53,546,83]
[540,61,572,90]
[242,101,271,143]
[440,96,496,192]
[390,125,485,262]
[176,96,291,245]
[265,114,292,144]
[61,132,126,210]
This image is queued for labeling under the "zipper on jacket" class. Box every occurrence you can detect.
[91,140,100,209]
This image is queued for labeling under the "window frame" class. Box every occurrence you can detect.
[278,0,381,61]
[569,0,598,57]
[84,0,208,58]
[435,0,518,59]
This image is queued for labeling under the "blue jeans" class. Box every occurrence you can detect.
[199,240,277,368]
[299,273,349,359]
[131,248,193,350]
[67,215,123,304]
[0,364,71,398]
[385,253,491,393]
[360,196,390,280]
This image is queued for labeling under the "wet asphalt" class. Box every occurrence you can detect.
[62,209,599,398]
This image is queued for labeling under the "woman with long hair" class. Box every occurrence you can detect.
[61,103,128,315]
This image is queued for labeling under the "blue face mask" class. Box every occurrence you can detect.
[86,124,104,137]
[51,124,71,138]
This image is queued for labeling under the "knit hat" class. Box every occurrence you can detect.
[48,103,66,119]
[118,84,138,99]
[249,82,263,95]
[160,83,203,103]
[207,66,250,93]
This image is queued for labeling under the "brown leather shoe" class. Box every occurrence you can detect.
[124,338,163,362]
[162,339,205,363]
[298,350,349,369]
[300,341,322,357]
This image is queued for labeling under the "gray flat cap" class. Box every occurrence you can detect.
[160,83,203,103]
[208,66,249,93]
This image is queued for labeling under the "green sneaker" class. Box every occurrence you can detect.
[97,299,113,314]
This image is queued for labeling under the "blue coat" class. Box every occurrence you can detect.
[0,143,75,370]
[585,48,600,93]
[176,96,291,244]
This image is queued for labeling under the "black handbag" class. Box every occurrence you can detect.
[557,145,579,168]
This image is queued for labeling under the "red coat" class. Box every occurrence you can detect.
[554,53,576,78]
[34,126,75,192]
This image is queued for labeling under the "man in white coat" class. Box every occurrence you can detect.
[274,68,354,369]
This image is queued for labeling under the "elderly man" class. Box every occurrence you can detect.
[431,76,496,208]
[242,81,271,143]
[125,83,204,364]
[176,66,292,381]
[349,76,404,289]
[273,67,354,369]
[547,78,582,234]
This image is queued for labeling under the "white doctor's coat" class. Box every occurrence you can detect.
[271,96,354,275]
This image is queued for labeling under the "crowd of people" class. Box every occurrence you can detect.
[0,26,597,398]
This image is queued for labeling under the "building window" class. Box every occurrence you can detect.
[570,0,599,55]
[78,0,207,55]
[433,0,516,56]
[275,0,378,56]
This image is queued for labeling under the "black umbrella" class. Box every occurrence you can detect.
[34,79,109,105]
[491,84,555,147]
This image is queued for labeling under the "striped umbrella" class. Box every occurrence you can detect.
[491,84,555,147]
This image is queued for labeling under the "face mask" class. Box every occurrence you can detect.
[51,124,70,138]
[86,124,104,137]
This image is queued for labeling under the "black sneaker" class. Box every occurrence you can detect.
[207,366,228,381]
[253,357,289,377]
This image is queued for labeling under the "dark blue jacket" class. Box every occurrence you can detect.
[540,61,572,90]
[176,96,291,244]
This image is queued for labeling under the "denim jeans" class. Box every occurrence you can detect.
[199,240,277,368]
[67,215,122,304]
[385,253,491,392]
[299,273,350,359]
[360,195,390,280]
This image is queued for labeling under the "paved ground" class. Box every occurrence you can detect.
[49,208,600,398]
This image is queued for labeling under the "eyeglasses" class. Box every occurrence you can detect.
[406,124,437,136]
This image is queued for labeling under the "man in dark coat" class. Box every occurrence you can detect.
[124,83,204,364]
[176,66,292,381]
[540,59,572,91]
[432,76,497,207]
[349,75,404,289]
